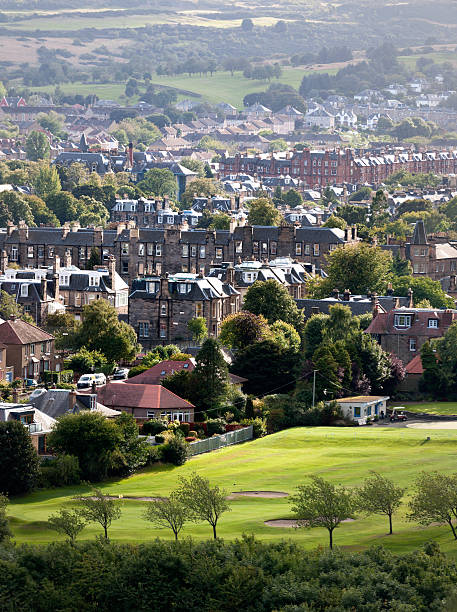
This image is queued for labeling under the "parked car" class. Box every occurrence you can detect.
[113,368,129,380]
[76,374,96,389]
[24,379,38,387]
[390,408,408,422]
[29,388,46,400]
[94,373,106,386]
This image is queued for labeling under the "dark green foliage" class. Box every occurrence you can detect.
[391,276,455,309]
[0,538,455,611]
[0,495,11,543]
[161,436,188,466]
[142,419,167,436]
[193,339,230,415]
[38,455,80,488]
[206,418,226,436]
[243,279,303,329]
[0,420,39,495]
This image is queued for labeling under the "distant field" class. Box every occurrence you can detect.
[404,402,457,415]
[29,68,328,107]
[399,49,457,69]
[9,426,457,557]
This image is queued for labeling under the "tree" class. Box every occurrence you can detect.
[138,168,177,198]
[268,138,288,152]
[26,131,50,161]
[409,472,457,540]
[219,311,270,350]
[37,110,65,138]
[187,317,208,344]
[0,290,33,323]
[74,300,139,363]
[0,495,11,543]
[243,279,303,328]
[269,320,301,352]
[241,18,254,31]
[309,244,392,298]
[26,194,59,226]
[0,191,34,226]
[76,488,122,540]
[323,216,347,229]
[181,178,222,207]
[247,197,282,226]
[283,189,303,208]
[32,163,61,199]
[357,472,405,534]
[349,186,372,202]
[290,476,354,549]
[177,472,230,539]
[47,509,86,546]
[391,276,454,309]
[45,191,79,223]
[0,420,39,495]
[47,412,122,481]
[180,157,205,177]
[193,339,229,415]
[144,493,187,540]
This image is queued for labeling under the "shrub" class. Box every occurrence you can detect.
[178,423,190,436]
[146,445,162,464]
[154,434,165,444]
[206,418,226,436]
[56,382,76,390]
[128,365,149,378]
[188,430,198,438]
[142,419,167,435]
[39,455,80,488]
[161,436,188,466]
[241,417,267,438]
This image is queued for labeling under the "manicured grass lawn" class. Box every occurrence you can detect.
[404,402,457,416]
[8,426,457,556]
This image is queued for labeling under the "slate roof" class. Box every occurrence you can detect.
[0,318,53,345]
[31,389,120,419]
[128,359,247,385]
[411,220,428,245]
[295,227,345,243]
[365,308,457,336]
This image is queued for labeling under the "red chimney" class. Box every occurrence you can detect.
[128,142,134,167]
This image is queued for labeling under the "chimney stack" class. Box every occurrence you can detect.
[68,390,77,413]
[343,289,350,302]
[408,287,414,308]
[449,274,456,292]
[332,288,339,300]
[108,255,117,291]
[41,276,48,301]
[53,254,61,275]
[386,282,393,296]
[0,249,8,273]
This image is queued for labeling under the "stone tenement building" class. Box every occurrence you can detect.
[0,222,357,287]
[220,148,457,187]
[129,273,240,348]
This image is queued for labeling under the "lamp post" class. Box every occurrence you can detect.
[312,369,318,410]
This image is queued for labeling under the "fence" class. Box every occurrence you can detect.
[188,425,253,457]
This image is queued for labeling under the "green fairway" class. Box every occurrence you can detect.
[8,426,457,556]
[404,402,457,416]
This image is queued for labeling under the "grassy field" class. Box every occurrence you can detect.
[398,49,457,69]
[404,402,457,415]
[9,426,457,556]
[30,68,335,107]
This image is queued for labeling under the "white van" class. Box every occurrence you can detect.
[94,373,106,386]
[77,374,96,389]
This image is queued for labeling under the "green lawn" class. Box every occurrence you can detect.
[9,426,457,556]
[404,402,457,416]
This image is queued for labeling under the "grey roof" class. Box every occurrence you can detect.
[295,227,345,243]
[31,389,118,418]
[411,220,427,245]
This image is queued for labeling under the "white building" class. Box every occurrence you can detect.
[335,395,389,424]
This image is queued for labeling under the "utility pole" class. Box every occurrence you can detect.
[312,369,318,409]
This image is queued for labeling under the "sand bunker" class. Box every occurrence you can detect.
[407,421,457,429]
[265,518,355,528]
[87,495,165,501]
[228,491,289,499]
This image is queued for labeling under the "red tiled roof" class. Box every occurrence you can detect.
[128,359,248,385]
[365,309,457,337]
[405,354,424,375]
[0,318,54,345]
[89,382,194,410]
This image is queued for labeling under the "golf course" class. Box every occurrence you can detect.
[8,425,457,556]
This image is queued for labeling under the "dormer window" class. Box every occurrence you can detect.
[89,276,100,287]
[20,284,28,297]
[428,319,439,328]
[394,314,412,328]
[160,304,167,316]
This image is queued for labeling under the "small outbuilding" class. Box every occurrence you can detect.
[335,395,389,424]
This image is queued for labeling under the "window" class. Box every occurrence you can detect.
[138,243,145,256]
[160,324,166,338]
[20,284,28,297]
[179,283,189,294]
[89,275,100,287]
[428,319,439,328]
[195,303,203,317]
[394,314,412,328]
[413,263,426,274]
[261,242,268,253]
[270,242,277,255]
[38,246,44,258]
[147,243,153,256]
[354,406,361,418]
[366,406,372,416]
[295,243,302,255]
[122,261,129,274]
[329,243,337,252]
[147,281,157,293]
[409,338,417,352]
[60,274,69,285]
[313,244,320,256]
[235,241,242,254]
[102,249,109,260]
[30,343,35,355]
[160,304,167,316]
[27,246,34,258]
[10,246,18,261]
[147,410,156,419]
[199,246,206,258]
[121,243,129,256]
[155,244,162,256]
[182,244,189,257]
[138,322,149,338]
[167,216,173,224]
[79,247,85,260]
[158,216,163,224]
[253,241,259,253]
[215,247,223,259]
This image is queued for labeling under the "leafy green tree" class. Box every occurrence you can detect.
[74,300,139,363]
[138,168,177,198]
[323,215,347,229]
[348,186,372,202]
[219,311,270,350]
[309,243,392,297]
[26,131,50,161]
[409,472,457,540]
[181,178,222,207]
[0,191,34,226]
[243,279,303,328]
[26,195,59,226]
[323,303,359,343]
[187,317,208,344]
[37,111,65,138]
[45,191,80,223]
[177,472,230,539]
[247,197,282,226]
[32,163,61,199]
[357,472,405,534]
[47,509,86,546]
[64,347,107,374]
[303,313,328,359]
[180,157,205,177]
[0,290,33,323]
[0,495,11,543]
[197,211,231,230]
[76,488,122,540]
[290,476,355,549]
[283,189,303,208]
[0,420,39,495]
[193,338,229,415]
[48,412,122,481]
[269,320,301,352]
[391,276,454,309]
[161,436,189,466]
[268,138,288,152]
[144,493,187,540]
